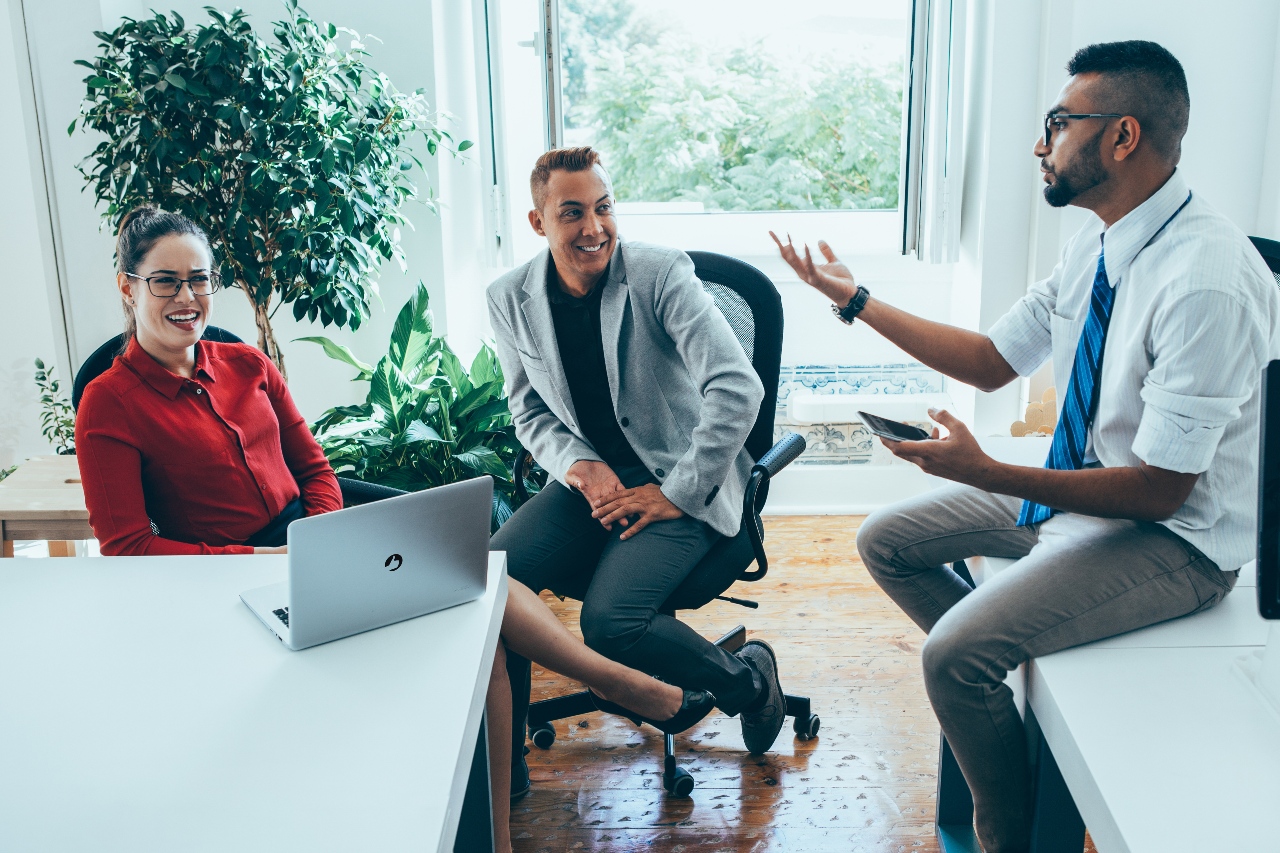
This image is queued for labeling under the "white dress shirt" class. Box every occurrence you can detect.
[988,171,1280,571]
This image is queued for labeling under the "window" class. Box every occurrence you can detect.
[485,0,960,265]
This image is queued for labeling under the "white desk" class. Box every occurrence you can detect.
[962,557,1279,853]
[1031,645,1280,853]
[0,552,507,853]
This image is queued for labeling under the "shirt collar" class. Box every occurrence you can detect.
[543,235,626,304]
[121,337,214,399]
[1100,170,1190,288]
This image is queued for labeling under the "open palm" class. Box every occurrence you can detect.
[769,231,858,305]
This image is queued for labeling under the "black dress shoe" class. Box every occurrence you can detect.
[737,639,785,754]
[590,688,717,735]
[510,748,531,802]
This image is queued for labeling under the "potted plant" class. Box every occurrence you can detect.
[71,1,469,378]
[303,284,533,531]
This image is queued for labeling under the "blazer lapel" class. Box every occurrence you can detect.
[519,249,579,429]
[598,243,629,403]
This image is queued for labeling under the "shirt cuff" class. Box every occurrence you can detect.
[987,306,1051,378]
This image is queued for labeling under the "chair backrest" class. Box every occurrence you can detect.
[1251,236,1280,288]
[71,326,245,411]
[687,251,784,463]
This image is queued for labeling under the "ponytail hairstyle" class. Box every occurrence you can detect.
[115,206,213,343]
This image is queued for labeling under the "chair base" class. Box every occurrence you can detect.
[527,625,820,798]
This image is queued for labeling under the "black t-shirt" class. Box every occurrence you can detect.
[548,276,645,472]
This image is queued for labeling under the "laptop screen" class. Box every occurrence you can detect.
[1257,360,1280,620]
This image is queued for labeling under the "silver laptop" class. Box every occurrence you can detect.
[240,477,492,650]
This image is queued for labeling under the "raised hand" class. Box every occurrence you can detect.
[769,231,858,305]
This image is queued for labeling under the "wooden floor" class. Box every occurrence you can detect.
[511,515,1097,853]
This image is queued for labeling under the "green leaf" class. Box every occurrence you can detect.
[455,447,509,479]
[294,335,373,379]
[387,281,435,379]
[163,72,187,90]
[470,345,501,385]
[456,139,473,152]
[403,419,444,444]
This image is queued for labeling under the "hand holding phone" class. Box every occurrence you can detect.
[857,411,932,443]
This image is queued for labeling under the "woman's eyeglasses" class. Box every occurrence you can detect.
[124,271,223,297]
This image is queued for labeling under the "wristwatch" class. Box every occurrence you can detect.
[833,285,871,325]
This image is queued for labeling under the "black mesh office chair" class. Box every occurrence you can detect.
[70,328,406,507]
[510,251,815,798]
[1250,235,1280,284]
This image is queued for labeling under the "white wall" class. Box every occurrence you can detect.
[0,3,56,468]
[1032,0,1280,271]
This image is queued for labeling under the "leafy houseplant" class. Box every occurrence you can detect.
[303,284,530,531]
[72,2,469,378]
[34,359,76,455]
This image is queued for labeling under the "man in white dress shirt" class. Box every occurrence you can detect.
[774,40,1280,853]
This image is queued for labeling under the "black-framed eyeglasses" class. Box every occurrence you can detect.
[1043,112,1124,146]
[124,271,223,297]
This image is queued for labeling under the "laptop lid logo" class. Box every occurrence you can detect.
[385,554,403,571]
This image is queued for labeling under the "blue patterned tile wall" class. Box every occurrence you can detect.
[773,363,944,465]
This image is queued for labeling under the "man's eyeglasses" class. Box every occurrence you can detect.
[1043,113,1124,146]
[124,271,223,297]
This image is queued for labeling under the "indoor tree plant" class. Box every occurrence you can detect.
[303,284,534,530]
[71,1,469,378]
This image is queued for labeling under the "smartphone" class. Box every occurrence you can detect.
[857,411,932,442]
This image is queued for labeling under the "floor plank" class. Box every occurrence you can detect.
[511,515,1097,853]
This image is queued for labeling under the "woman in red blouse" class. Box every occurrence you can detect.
[75,206,342,555]
[75,207,713,852]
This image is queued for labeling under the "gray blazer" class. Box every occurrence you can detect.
[486,240,764,537]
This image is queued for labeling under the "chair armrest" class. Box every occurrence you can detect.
[752,431,807,479]
[740,432,807,582]
[512,447,534,504]
[337,477,409,507]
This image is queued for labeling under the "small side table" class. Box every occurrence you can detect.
[0,456,94,557]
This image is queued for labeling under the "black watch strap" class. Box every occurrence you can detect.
[833,285,871,325]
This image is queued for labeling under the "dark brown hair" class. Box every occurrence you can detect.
[115,206,212,341]
[529,146,610,211]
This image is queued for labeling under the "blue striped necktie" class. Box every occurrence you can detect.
[1017,243,1113,526]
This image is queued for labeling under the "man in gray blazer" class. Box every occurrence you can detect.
[488,147,786,796]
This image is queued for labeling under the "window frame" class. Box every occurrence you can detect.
[482,0,962,264]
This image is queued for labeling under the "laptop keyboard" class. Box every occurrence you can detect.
[273,607,290,628]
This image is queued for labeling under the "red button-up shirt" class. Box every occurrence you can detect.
[75,338,342,555]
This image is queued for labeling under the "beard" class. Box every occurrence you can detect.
[1042,128,1109,208]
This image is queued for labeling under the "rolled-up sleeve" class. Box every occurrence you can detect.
[1133,289,1267,473]
[987,259,1066,377]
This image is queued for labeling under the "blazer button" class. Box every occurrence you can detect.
[655,468,665,478]
[620,417,629,427]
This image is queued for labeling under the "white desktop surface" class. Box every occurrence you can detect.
[0,552,507,853]
[1030,645,1280,853]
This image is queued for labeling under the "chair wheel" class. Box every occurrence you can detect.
[663,766,695,797]
[529,722,556,750]
[794,714,821,741]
